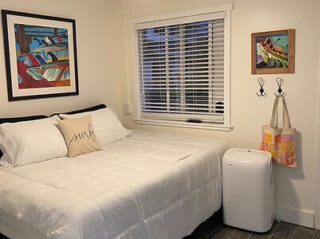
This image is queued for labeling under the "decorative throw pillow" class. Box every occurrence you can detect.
[59,108,131,146]
[58,115,102,158]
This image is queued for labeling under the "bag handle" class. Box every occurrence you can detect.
[282,96,292,128]
[270,96,280,128]
[270,96,292,129]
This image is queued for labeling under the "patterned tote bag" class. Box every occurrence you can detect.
[260,96,296,167]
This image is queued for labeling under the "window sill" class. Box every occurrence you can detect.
[133,118,234,131]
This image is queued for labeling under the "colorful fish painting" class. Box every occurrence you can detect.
[2,10,78,101]
[15,24,71,89]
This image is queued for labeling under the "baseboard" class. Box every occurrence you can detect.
[275,205,315,228]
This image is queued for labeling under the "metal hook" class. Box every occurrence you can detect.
[274,77,286,96]
[256,78,267,97]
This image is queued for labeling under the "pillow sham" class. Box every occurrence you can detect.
[0,115,48,158]
[58,115,101,158]
[0,116,68,167]
[59,108,131,146]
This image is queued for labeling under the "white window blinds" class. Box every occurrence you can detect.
[137,17,226,124]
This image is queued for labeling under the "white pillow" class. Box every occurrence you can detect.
[0,116,68,167]
[59,108,131,146]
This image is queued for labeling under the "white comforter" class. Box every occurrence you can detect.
[0,130,226,239]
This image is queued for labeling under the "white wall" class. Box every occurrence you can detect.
[0,0,125,118]
[121,0,320,227]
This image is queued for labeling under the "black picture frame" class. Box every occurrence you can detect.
[2,10,79,101]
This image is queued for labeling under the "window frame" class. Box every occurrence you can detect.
[131,4,233,131]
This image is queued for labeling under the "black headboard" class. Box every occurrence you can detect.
[50,104,106,116]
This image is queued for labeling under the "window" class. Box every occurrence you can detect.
[133,6,232,130]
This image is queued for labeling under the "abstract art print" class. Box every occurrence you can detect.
[2,10,79,101]
[251,29,295,74]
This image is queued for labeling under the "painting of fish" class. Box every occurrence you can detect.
[2,10,79,101]
[251,29,295,74]
[15,24,71,89]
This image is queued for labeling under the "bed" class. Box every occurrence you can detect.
[0,110,226,239]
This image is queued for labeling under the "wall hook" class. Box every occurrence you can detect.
[274,77,286,96]
[256,78,267,97]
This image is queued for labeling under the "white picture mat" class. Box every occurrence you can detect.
[6,14,77,97]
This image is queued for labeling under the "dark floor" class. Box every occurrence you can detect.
[1,215,319,239]
[184,216,320,239]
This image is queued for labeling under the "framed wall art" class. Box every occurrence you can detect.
[251,29,295,74]
[2,10,79,101]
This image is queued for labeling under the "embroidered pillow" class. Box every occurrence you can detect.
[59,108,131,146]
[58,115,101,158]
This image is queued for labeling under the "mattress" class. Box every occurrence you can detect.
[0,129,226,239]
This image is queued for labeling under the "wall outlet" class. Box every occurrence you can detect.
[124,103,133,115]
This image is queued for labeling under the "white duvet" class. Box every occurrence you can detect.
[0,130,226,239]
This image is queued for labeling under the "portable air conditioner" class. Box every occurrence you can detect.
[222,148,274,232]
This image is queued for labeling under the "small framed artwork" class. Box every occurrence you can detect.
[251,29,295,74]
[2,10,79,101]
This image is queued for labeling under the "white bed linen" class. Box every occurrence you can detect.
[0,129,226,239]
